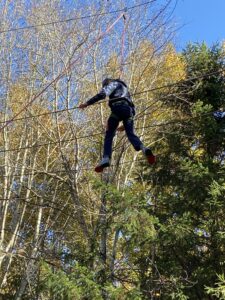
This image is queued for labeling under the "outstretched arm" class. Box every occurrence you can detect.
[78,90,106,109]
[78,81,118,109]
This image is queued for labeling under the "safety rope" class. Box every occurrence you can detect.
[119,10,128,78]
[0,1,153,35]
[0,12,125,132]
[0,69,222,126]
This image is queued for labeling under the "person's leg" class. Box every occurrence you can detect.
[122,107,156,164]
[123,116,143,151]
[103,114,120,158]
[95,114,120,172]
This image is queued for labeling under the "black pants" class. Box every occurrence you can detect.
[103,105,143,158]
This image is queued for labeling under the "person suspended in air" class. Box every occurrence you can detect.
[79,78,156,172]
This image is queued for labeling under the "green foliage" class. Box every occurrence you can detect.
[138,42,225,299]
[165,42,225,114]
[2,8,225,299]
[182,43,225,108]
[105,284,142,300]
[40,262,103,300]
[206,274,225,299]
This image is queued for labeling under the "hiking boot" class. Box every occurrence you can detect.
[143,148,156,165]
[95,156,111,173]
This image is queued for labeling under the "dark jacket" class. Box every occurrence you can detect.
[86,79,135,112]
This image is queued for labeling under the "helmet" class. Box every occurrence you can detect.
[102,78,113,87]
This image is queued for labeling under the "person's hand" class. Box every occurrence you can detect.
[78,103,88,109]
[117,125,125,132]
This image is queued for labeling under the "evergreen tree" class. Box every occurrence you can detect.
[137,43,225,299]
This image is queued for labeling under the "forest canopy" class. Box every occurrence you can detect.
[0,1,225,299]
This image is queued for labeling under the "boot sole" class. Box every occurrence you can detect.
[95,163,110,173]
[145,149,156,165]
[147,154,156,165]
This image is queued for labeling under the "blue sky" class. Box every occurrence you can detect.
[174,0,225,50]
